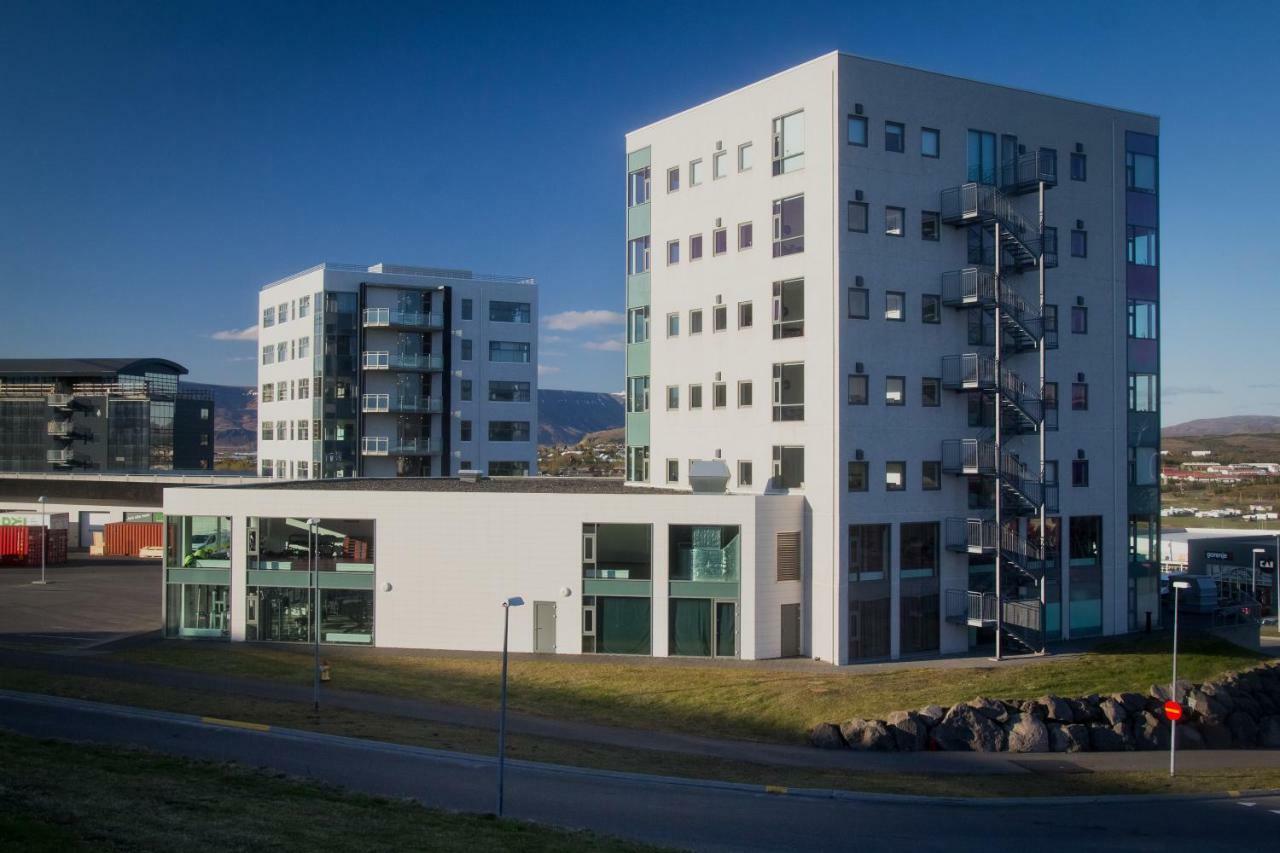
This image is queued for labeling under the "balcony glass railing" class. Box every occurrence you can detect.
[360,394,443,414]
[361,352,444,372]
[360,436,389,455]
[362,308,444,329]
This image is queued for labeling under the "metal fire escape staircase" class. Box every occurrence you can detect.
[940,152,1056,657]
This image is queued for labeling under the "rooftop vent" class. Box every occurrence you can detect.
[458,469,484,483]
[688,459,731,494]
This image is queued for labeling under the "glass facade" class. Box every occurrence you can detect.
[163,515,231,639]
[317,291,359,478]
[582,523,652,654]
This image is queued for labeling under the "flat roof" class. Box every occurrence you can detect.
[261,262,535,291]
[204,477,688,496]
[0,358,188,378]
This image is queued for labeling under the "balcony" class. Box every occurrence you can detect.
[361,435,442,457]
[940,267,1050,352]
[360,394,443,414]
[939,183,1046,272]
[47,393,77,410]
[47,420,92,441]
[46,448,87,466]
[362,307,445,331]
[361,351,444,373]
[941,354,1047,434]
[941,438,1058,515]
[1000,150,1058,195]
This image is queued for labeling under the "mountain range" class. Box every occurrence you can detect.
[1161,416,1280,438]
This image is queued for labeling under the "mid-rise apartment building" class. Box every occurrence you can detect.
[257,263,538,479]
[624,52,1161,664]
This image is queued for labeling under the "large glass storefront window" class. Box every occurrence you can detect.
[669,525,740,582]
[164,515,231,639]
[166,515,231,567]
[249,517,374,572]
[899,522,939,655]
[1069,515,1103,636]
[165,583,229,638]
[582,523,652,655]
[849,524,891,660]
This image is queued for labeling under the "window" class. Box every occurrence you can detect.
[461,420,473,442]
[885,461,905,491]
[262,421,274,440]
[1072,458,1090,487]
[460,379,473,401]
[737,142,753,172]
[713,382,727,409]
[921,127,940,158]
[737,380,753,407]
[627,306,649,343]
[884,206,904,237]
[967,129,997,184]
[921,294,941,324]
[689,384,703,409]
[772,194,804,256]
[772,362,804,421]
[667,459,679,483]
[712,227,727,256]
[849,524,889,581]
[738,460,753,486]
[1129,373,1158,412]
[290,339,296,360]
[461,298,473,320]
[276,342,287,362]
[627,166,650,206]
[771,110,804,174]
[922,461,941,490]
[278,302,287,322]
[847,373,868,405]
[885,376,905,406]
[627,376,649,412]
[297,337,310,359]
[772,278,804,338]
[277,420,287,440]
[712,150,727,180]
[771,445,804,489]
[666,312,680,337]
[627,235,651,274]
[489,461,530,477]
[277,381,288,401]
[738,301,753,328]
[689,309,703,334]
[847,287,869,319]
[666,239,680,265]
[884,121,905,153]
[847,114,867,147]
[489,380,531,403]
[921,377,940,407]
[665,385,679,410]
[1126,151,1157,193]
[1127,225,1158,266]
[261,459,273,477]
[847,460,868,492]
[689,158,703,186]
[1071,306,1088,334]
[1044,381,1058,411]
[262,306,275,327]
[488,421,531,442]
[490,341,531,363]
[298,295,310,318]
[1072,382,1089,411]
[885,291,905,321]
[297,461,309,479]
[262,346,273,365]
[261,383,274,403]
[297,378,309,400]
[461,339,473,360]
[1128,299,1158,339]
[737,221,753,250]
[901,522,939,578]
[921,210,940,241]
[713,304,727,332]
[667,166,680,193]
[1070,152,1087,182]
[690,233,703,260]
[1071,229,1087,258]
[847,201,868,233]
[490,301,531,323]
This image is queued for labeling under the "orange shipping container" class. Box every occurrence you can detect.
[103,521,164,557]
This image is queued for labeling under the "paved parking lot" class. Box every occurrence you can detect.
[0,558,161,649]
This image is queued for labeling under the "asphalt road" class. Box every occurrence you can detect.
[0,558,160,647]
[3,690,1278,852]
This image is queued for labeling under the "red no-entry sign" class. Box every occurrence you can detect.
[1164,700,1183,721]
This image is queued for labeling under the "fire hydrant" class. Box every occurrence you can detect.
[320,660,332,682]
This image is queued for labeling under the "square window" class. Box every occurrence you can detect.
[921,210,940,241]
[885,206,904,237]
[666,386,679,410]
[1071,229,1087,258]
[885,376,905,406]
[885,291,905,321]
[689,384,703,409]
[847,201,868,233]
[713,382,727,408]
[1071,306,1088,334]
[1072,382,1089,410]
[712,150,727,179]
[667,166,679,192]
[713,304,727,332]
[667,459,679,483]
[667,239,680,264]
[1071,152,1087,181]
[922,294,941,324]
[738,460,753,486]
[772,194,805,256]
[847,115,868,146]
[847,287,869,319]
[738,301,753,328]
[689,309,703,334]
[921,127,940,158]
[884,121,905,153]
[847,374,868,405]
[1072,458,1090,487]
[1127,152,1157,193]
[921,377,941,407]
[689,233,703,260]
[689,158,703,186]
[847,460,869,492]
[712,227,727,256]
[922,460,941,490]
[666,312,679,336]
[738,380,753,407]
[885,461,906,490]
[738,142,753,172]
[738,221,753,250]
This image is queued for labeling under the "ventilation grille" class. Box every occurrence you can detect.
[776,532,802,581]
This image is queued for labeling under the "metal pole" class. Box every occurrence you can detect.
[1037,180,1047,653]
[1275,534,1279,634]
[1252,550,1258,600]
[497,602,510,816]
[994,221,1003,662]
[39,497,47,585]
[1169,584,1179,777]
[311,524,319,712]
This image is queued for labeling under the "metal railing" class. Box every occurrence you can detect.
[362,308,444,329]
[361,352,444,372]
[46,448,84,464]
[360,394,442,414]
[360,436,390,455]
[388,436,442,455]
[946,589,997,625]
[945,517,998,553]
[1001,150,1058,193]
[941,267,1044,344]
[940,183,1045,262]
[47,393,76,409]
[46,421,91,440]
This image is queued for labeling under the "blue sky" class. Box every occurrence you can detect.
[1,1,1277,426]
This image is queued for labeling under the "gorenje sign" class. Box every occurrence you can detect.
[1205,550,1232,560]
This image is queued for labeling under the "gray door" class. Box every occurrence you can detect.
[780,603,801,657]
[533,601,556,653]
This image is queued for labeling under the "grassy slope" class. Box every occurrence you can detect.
[118,634,1267,745]
[0,732,657,853]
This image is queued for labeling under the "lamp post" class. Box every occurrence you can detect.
[32,496,48,585]
[1170,578,1191,777]
[496,595,525,817]
[307,517,321,712]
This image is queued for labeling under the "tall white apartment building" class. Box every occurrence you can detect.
[257,263,538,480]
[624,53,1161,664]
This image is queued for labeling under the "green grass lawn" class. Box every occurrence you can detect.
[116,633,1269,745]
[0,731,659,853]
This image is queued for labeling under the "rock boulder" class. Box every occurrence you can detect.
[840,718,897,751]
[1006,712,1050,753]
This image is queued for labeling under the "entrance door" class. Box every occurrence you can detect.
[780,603,801,657]
[533,601,556,653]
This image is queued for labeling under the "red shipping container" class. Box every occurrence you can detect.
[103,521,164,557]
[0,525,30,564]
[0,526,67,567]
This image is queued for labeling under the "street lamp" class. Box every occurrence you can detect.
[496,595,525,817]
[307,517,322,712]
[1251,547,1265,600]
[1170,578,1191,777]
[31,496,48,586]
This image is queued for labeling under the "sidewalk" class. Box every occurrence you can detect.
[1,647,1274,776]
